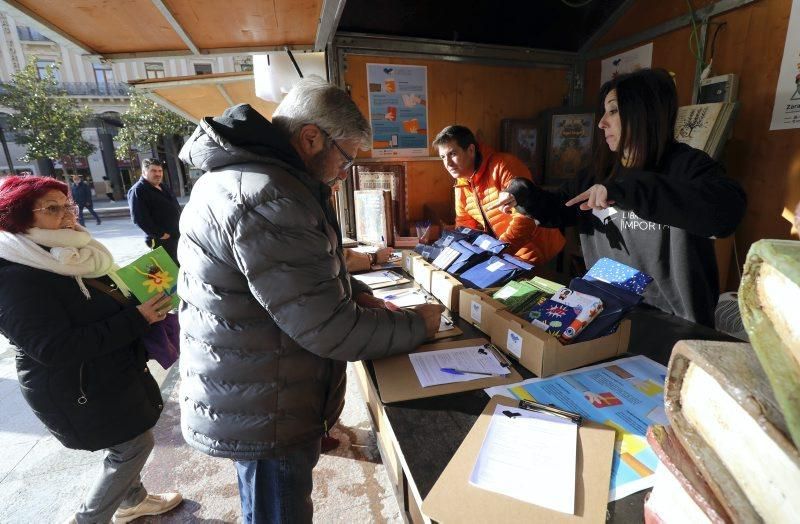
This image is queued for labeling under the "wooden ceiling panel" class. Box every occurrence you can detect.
[154,83,230,120]
[223,80,278,119]
[15,0,188,54]
[164,0,322,49]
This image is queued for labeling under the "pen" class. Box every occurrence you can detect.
[440,367,502,376]
[383,289,418,300]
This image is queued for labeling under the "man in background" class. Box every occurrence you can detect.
[70,174,101,226]
[127,158,181,260]
[433,125,564,264]
[177,78,442,523]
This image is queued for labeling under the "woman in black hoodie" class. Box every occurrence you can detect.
[488,68,746,327]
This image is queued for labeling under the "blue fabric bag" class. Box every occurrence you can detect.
[569,277,642,341]
[471,234,508,255]
[460,254,534,289]
[445,240,490,275]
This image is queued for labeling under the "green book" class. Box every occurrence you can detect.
[115,246,180,310]
[527,276,563,294]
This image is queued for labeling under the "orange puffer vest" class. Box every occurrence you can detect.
[454,146,565,264]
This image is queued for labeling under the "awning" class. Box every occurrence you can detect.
[0,0,344,59]
[129,72,278,123]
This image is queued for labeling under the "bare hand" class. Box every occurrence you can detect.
[160,233,171,240]
[484,191,517,214]
[137,292,174,324]
[565,184,615,211]
[355,292,391,310]
[410,303,446,338]
[375,247,394,264]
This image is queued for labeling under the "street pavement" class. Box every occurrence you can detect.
[0,216,400,523]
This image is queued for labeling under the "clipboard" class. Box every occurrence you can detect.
[372,338,523,404]
[422,395,616,523]
[431,314,463,341]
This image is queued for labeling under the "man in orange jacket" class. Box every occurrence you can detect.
[433,125,565,264]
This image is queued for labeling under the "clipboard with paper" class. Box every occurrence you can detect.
[371,338,523,404]
[422,395,616,523]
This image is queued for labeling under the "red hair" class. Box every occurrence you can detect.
[0,175,69,233]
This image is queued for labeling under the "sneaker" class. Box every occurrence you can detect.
[113,492,182,523]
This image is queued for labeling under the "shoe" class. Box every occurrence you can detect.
[96,220,102,225]
[113,492,182,523]
[61,516,77,524]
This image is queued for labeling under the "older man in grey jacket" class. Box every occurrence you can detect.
[177,78,442,523]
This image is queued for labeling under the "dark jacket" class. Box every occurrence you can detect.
[70,181,92,206]
[506,141,746,327]
[0,259,162,451]
[177,104,427,459]
[127,178,182,243]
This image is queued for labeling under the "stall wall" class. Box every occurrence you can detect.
[585,0,800,289]
[343,54,570,226]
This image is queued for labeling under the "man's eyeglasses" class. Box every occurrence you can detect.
[319,128,355,171]
[32,203,78,217]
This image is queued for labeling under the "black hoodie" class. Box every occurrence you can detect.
[506,142,746,327]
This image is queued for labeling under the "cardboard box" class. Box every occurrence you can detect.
[402,250,420,277]
[412,257,436,291]
[430,271,464,311]
[490,309,631,377]
[458,288,508,336]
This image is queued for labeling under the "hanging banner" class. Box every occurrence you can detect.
[770,0,800,130]
[600,43,653,85]
[367,64,429,157]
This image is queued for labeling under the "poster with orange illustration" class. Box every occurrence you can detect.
[367,63,429,157]
[115,246,180,310]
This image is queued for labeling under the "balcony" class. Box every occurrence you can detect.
[59,82,131,97]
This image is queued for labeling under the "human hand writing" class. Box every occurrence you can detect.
[409,303,446,338]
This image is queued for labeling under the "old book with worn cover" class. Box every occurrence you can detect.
[665,339,800,522]
[353,189,393,247]
[643,425,729,524]
[738,239,800,449]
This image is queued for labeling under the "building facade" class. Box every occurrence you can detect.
[0,11,252,198]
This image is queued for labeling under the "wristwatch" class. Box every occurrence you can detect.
[368,252,377,265]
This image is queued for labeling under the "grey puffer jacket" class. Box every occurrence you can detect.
[177,104,427,460]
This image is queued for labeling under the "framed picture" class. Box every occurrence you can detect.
[543,109,596,186]
[354,163,407,236]
[500,118,544,184]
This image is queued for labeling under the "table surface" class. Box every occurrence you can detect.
[364,287,735,521]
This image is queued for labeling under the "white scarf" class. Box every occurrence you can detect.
[0,225,130,299]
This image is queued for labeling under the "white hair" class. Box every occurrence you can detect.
[272,76,371,149]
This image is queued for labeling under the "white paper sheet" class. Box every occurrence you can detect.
[408,345,509,387]
[469,404,578,514]
[373,288,428,307]
[438,315,455,332]
[353,270,402,286]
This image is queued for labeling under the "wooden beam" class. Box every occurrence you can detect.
[149,0,199,55]
[216,83,235,106]
[315,0,347,50]
[578,0,637,54]
[138,90,199,124]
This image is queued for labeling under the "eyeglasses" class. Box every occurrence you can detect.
[32,203,78,217]
[319,128,355,171]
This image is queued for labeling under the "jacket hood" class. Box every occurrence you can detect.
[179,103,306,173]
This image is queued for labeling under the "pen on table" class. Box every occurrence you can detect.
[440,367,501,376]
[382,289,417,300]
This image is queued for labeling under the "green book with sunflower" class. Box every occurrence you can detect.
[115,246,180,310]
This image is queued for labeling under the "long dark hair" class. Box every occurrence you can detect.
[593,68,677,180]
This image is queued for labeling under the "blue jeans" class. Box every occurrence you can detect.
[234,440,321,524]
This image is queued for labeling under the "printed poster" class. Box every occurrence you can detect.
[770,0,800,130]
[367,64,429,157]
[485,355,668,501]
[601,43,653,85]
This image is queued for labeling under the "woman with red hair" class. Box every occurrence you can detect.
[0,175,182,524]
